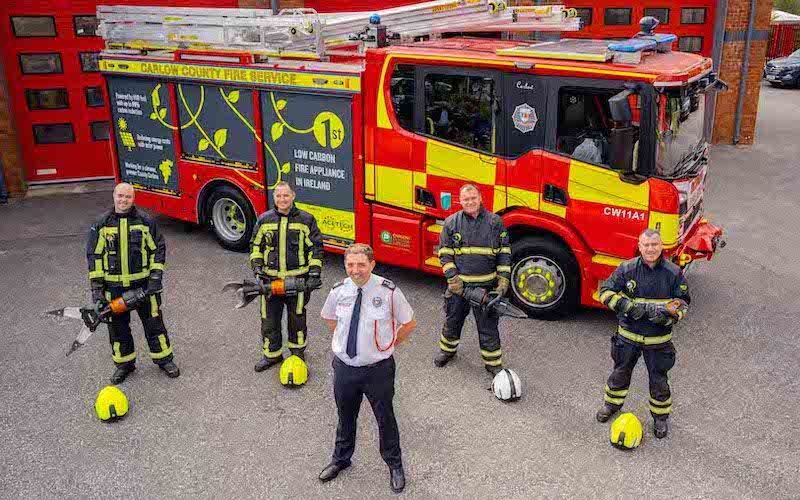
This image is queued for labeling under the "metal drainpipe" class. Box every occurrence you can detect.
[271,0,279,15]
[733,0,757,144]
[711,0,728,71]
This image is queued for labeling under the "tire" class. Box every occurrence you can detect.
[204,185,256,252]
[510,235,580,319]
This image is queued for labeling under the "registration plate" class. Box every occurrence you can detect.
[766,75,778,81]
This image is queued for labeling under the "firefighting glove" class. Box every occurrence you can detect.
[252,265,265,279]
[146,270,163,294]
[306,272,322,291]
[493,276,510,296]
[621,299,647,320]
[447,275,465,296]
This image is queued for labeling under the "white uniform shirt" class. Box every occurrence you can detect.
[321,273,414,367]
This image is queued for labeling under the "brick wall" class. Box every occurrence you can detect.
[0,59,24,197]
[712,0,771,145]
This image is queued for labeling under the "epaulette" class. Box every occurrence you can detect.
[381,279,396,290]
[332,281,344,289]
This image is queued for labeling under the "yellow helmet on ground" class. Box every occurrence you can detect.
[610,412,643,449]
[95,385,129,422]
[280,355,308,386]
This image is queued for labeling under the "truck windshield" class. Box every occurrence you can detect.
[655,89,709,178]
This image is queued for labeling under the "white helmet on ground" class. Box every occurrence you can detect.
[492,368,522,401]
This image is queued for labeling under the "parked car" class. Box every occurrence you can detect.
[764,49,800,88]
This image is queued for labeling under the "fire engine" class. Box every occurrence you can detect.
[96,0,724,318]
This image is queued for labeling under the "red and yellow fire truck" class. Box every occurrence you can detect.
[97,1,723,318]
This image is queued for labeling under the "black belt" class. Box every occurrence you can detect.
[334,355,393,370]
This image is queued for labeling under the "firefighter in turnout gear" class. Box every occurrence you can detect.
[250,182,324,371]
[434,184,512,375]
[86,183,179,384]
[596,229,690,439]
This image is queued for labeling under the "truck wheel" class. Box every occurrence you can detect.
[510,236,579,319]
[205,185,255,252]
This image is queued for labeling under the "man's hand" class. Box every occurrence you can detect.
[447,275,464,296]
[493,276,510,296]
[306,273,322,291]
[665,299,688,318]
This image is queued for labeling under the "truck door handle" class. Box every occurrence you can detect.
[543,184,568,206]
[415,187,437,208]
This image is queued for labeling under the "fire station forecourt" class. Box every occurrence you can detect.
[0,82,798,499]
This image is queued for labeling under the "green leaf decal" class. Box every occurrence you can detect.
[228,90,240,103]
[271,122,284,142]
[198,138,210,151]
[150,112,157,120]
[158,108,167,120]
[151,86,161,108]
[276,99,287,111]
[281,162,291,174]
[214,129,228,148]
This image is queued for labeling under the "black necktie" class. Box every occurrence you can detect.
[346,288,363,358]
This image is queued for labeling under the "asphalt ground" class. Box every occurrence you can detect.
[1,82,799,499]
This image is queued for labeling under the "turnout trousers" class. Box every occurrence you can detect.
[603,334,676,419]
[439,290,502,368]
[331,356,402,469]
[260,291,309,359]
[105,285,173,367]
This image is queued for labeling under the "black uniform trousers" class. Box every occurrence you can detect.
[331,356,402,469]
[260,290,309,358]
[604,334,676,420]
[105,284,173,367]
[439,289,502,368]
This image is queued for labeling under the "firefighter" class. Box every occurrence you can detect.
[86,182,179,384]
[596,228,690,439]
[250,181,323,371]
[434,184,512,375]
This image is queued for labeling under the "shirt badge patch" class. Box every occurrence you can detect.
[626,280,637,293]
[372,296,383,308]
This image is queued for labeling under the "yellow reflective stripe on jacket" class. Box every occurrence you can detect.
[278,217,288,273]
[288,222,310,235]
[89,258,105,279]
[631,298,674,305]
[120,218,130,284]
[308,258,323,268]
[150,262,165,271]
[599,290,617,304]
[265,266,309,278]
[454,246,495,255]
[103,270,152,283]
[461,272,497,283]
[496,265,511,273]
[438,247,455,256]
[498,247,512,254]
[442,262,457,273]
[298,230,305,266]
[617,327,672,345]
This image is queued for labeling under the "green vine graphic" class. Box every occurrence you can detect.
[144,83,346,191]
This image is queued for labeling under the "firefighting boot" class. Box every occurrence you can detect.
[159,360,181,378]
[595,403,620,423]
[654,417,669,439]
[255,355,283,372]
[485,364,503,376]
[433,351,455,368]
[110,364,136,385]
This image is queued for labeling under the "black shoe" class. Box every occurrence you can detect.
[390,467,406,493]
[654,418,669,439]
[318,462,350,482]
[595,403,619,423]
[254,356,283,372]
[159,361,180,378]
[433,352,455,368]
[292,351,305,361]
[110,364,135,385]
[485,365,503,376]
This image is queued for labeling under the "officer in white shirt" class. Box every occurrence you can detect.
[318,243,416,493]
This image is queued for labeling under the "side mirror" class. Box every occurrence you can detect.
[609,89,634,123]
[609,126,638,172]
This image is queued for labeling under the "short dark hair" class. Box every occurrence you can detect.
[639,228,661,240]
[344,243,374,262]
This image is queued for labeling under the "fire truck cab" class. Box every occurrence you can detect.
[98,4,724,318]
